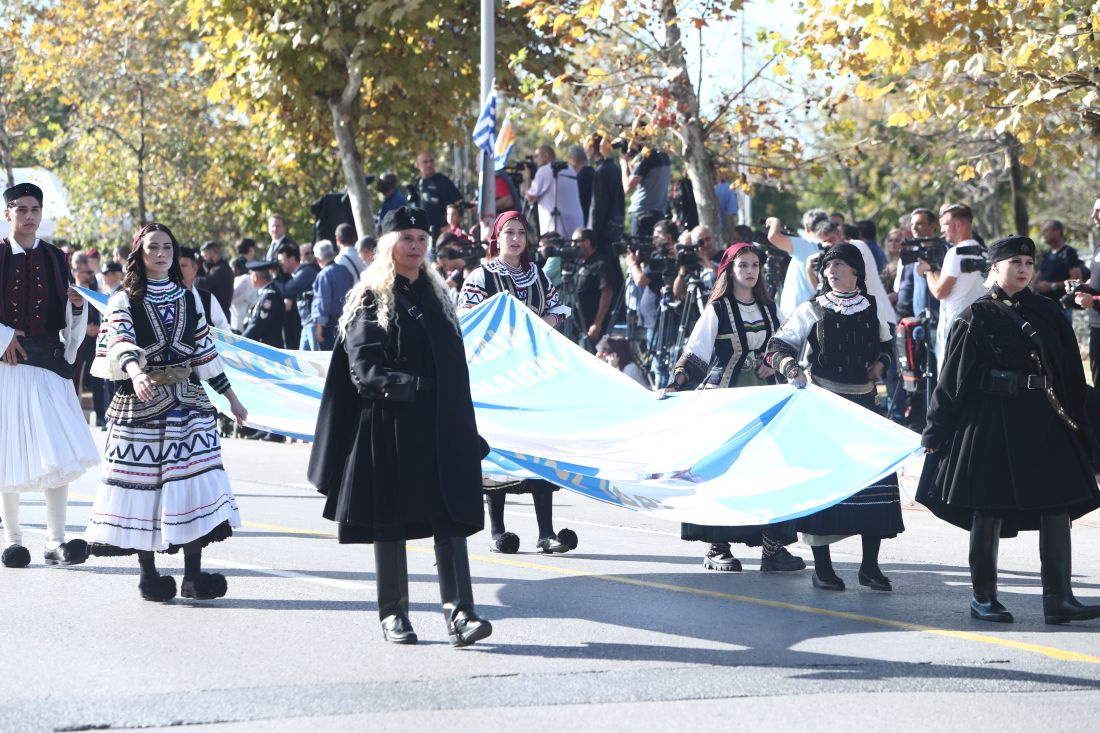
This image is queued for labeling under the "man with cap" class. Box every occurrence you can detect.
[918,235,1100,625]
[101,260,124,295]
[0,182,99,568]
[767,242,904,593]
[242,260,285,348]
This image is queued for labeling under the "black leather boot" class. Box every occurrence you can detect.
[1040,514,1100,625]
[969,512,1012,622]
[375,541,417,644]
[435,536,492,647]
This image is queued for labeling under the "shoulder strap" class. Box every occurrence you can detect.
[394,289,427,330]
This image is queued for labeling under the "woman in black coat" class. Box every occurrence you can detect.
[308,206,492,647]
[918,235,1100,625]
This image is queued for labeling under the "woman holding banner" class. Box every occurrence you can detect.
[309,206,493,647]
[458,211,578,556]
[660,243,805,573]
[85,223,248,602]
[767,242,903,592]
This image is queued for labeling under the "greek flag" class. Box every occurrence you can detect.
[472,85,496,156]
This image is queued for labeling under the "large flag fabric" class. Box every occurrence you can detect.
[472,84,496,156]
[77,288,922,527]
[494,118,516,170]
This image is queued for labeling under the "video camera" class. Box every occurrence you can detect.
[613,235,652,260]
[674,241,702,271]
[541,236,584,262]
[899,237,945,270]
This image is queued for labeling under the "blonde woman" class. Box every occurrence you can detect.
[308,206,492,647]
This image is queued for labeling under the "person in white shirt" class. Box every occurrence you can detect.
[230,256,259,333]
[524,145,584,239]
[917,203,988,371]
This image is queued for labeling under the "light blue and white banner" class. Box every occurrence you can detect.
[78,288,922,526]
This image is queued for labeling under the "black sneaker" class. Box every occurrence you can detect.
[760,546,806,572]
[703,543,742,572]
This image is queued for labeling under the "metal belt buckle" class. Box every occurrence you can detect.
[1026,374,1043,390]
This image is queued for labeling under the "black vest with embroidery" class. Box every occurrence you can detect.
[481,265,549,316]
[705,297,782,387]
[130,290,199,368]
[807,299,880,385]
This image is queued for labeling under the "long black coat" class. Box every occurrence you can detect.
[917,286,1100,536]
[307,274,486,543]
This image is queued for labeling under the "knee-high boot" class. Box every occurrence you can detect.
[374,541,416,644]
[435,536,492,647]
[1040,514,1100,625]
[969,512,1012,622]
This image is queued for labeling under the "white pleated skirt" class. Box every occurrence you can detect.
[0,362,99,493]
[84,405,241,553]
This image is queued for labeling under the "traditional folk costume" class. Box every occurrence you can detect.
[918,236,1100,624]
[0,183,99,569]
[669,243,805,573]
[87,262,241,602]
[309,206,493,647]
[767,243,903,592]
[457,210,575,555]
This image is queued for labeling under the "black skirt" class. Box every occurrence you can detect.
[680,520,796,546]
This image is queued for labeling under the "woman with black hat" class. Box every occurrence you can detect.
[457,210,577,555]
[659,242,805,574]
[918,236,1100,625]
[767,242,904,592]
[308,206,493,647]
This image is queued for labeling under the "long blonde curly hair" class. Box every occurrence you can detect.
[338,231,460,337]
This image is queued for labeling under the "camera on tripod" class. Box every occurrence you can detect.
[674,242,702,271]
[540,233,583,262]
[613,235,652,259]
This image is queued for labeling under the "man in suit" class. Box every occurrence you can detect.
[263,214,296,261]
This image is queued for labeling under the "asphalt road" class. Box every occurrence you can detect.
[3,435,1100,732]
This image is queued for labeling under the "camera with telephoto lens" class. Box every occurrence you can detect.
[453,244,485,267]
[953,243,990,276]
[613,235,652,260]
[539,233,582,262]
[899,237,945,271]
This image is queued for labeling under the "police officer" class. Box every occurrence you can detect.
[242,261,285,348]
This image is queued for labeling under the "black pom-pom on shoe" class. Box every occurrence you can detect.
[139,574,178,602]
[1,544,31,568]
[556,528,578,551]
[490,532,520,554]
[44,539,89,566]
[181,572,228,600]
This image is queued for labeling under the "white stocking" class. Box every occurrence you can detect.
[43,484,69,548]
[1,493,22,547]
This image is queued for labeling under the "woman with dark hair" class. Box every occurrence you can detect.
[919,236,1100,624]
[86,223,249,602]
[660,243,805,573]
[309,206,493,646]
[596,335,650,388]
[457,211,576,555]
[767,242,903,592]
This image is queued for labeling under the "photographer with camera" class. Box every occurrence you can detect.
[573,228,620,352]
[619,136,671,239]
[917,204,988,372]
[525,145,584,240]
[1036,219,1085,325]
[585,134,626,256]
[671,225,720,302]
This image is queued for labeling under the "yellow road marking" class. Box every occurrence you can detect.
[72,496,1100,665]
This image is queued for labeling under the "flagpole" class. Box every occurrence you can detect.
[479,0,496,228]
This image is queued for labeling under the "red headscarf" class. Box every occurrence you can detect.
[717,242,760,276]
[488,210,531,267]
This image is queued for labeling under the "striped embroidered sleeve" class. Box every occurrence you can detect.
[90,293,146,380]
[190,298,227,382]
[457,266,488,311]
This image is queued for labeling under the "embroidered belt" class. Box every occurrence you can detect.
[146,365,193,385]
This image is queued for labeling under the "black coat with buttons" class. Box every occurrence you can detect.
[917,285,1100,536]
[307,274,486,543]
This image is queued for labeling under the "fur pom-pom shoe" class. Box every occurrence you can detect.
[181,572,228,600]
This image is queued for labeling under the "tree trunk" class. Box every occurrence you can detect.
[136,85,147,224]
[327,66,375,239]
[0,103,14,188]
[660,0,719,237]
[1006,135,1029,236]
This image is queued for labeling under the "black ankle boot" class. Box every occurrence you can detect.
[436,536,492,647]
[969,512,1012,622]
[703,542,742,571]
[1040,514,1100,625]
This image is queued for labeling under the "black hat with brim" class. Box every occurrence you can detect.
[379,206,431,235]
[245,260,278,271]
[988,235,1035,264]
[4,182,43,205]
[102,262,123,275]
